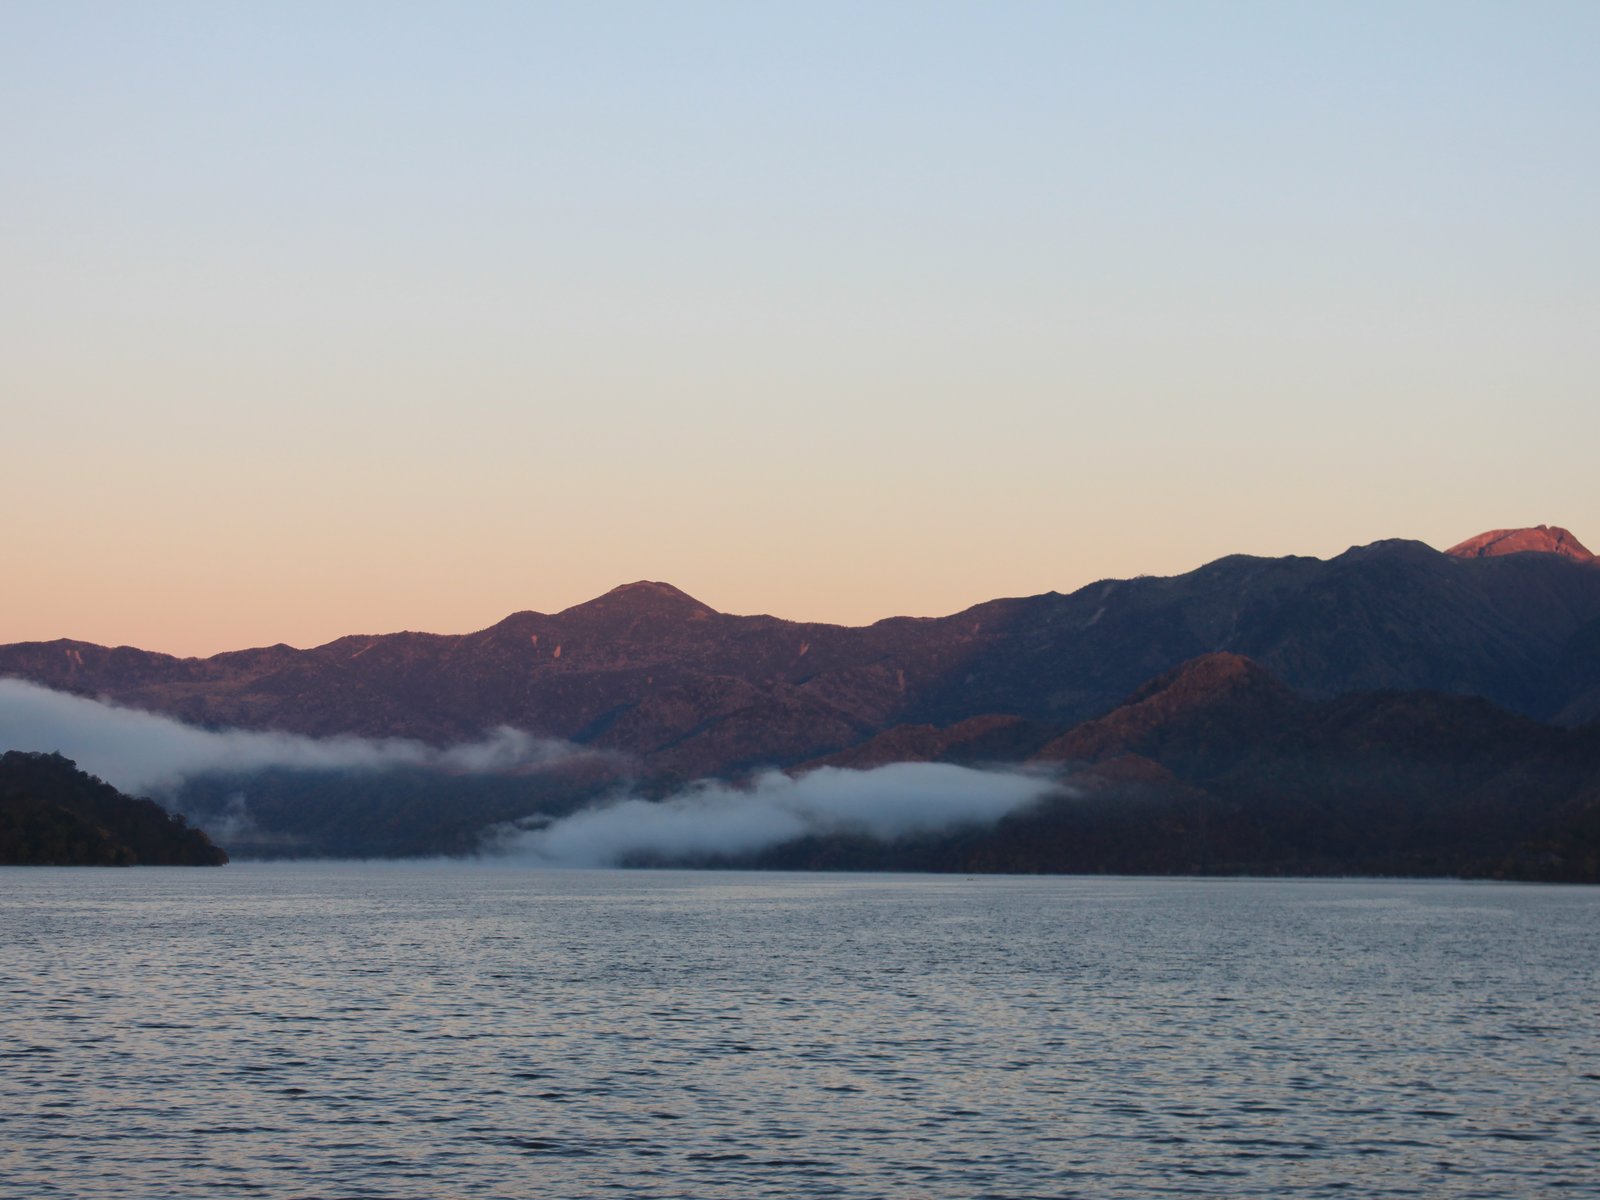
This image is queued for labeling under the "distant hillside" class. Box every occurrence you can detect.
[0,751,228,866]
[170,652,1600,879]
[170,758,620,860]
[2,528,1599,779]
[764,655,1600,882]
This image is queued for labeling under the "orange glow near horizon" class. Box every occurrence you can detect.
[5,487,1583,658]
[3,5,1595,657]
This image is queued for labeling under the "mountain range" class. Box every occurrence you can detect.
[3,524,1600,876]
[3,526,1598,782]
[748,652,1600,881]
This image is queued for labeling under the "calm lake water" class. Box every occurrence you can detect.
[1,866,1596,1199]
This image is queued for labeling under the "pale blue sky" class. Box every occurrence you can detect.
[3,2,1596,653]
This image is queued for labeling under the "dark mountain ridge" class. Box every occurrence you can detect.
[758,654,1600,882]
[3,529,1599,779]
[140,650,1600,878]
[0,751,228,866]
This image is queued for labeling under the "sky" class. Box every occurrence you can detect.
[3,2,1596,656]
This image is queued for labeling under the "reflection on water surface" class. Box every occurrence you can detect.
[2,866,1596,1198]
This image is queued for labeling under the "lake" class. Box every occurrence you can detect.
[1,866,1596,1198]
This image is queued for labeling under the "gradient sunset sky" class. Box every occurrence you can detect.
[4,2,1596,656]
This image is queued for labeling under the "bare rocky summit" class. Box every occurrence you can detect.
[1445,525,1594,563]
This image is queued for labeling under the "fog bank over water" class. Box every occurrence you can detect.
[0,680,1063,865]
[496,763,1065,867]
[0,679,587,794]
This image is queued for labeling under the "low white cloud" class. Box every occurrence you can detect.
[498,762,1064,867]
[0,678,583,794]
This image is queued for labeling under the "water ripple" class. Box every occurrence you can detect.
[1,866,1597,1198]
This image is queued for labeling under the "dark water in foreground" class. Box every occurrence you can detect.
[1,867,1596,1199]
